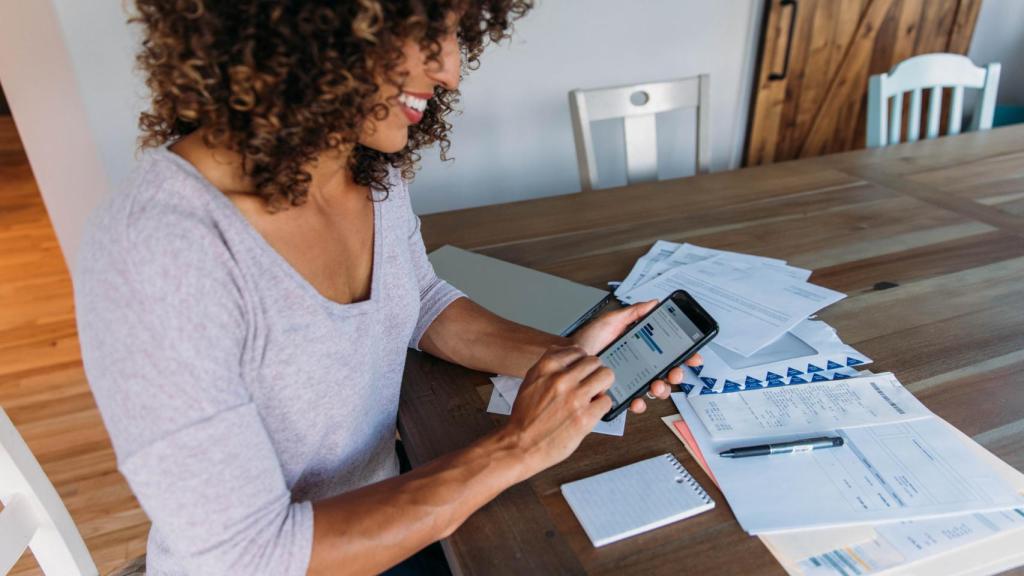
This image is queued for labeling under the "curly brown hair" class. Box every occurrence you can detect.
[132,0,531,208]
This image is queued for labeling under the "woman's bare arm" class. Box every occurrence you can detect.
[307,346,613,575]
[418,297,569,378]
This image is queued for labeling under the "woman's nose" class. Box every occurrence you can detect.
[427,34,461,91]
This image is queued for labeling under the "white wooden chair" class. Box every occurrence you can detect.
[569,75,711,192]
[0,407,98,575]
[867,53,1001,148]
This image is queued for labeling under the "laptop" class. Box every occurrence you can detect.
[428,245,611,336]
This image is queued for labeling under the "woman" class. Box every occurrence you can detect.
[75,1,699,574]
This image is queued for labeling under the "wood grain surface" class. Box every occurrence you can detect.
[402,124,1024,575]
[0,116,149,575]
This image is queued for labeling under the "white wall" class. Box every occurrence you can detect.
[410,0,764,214]
[0,0,128,266]
[968,0,1024,106]
[51,0,145,195]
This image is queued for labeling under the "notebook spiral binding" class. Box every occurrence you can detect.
[665,454,712,505]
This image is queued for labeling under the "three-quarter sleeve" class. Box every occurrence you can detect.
[397,176,465,350]
[75,193,312,575]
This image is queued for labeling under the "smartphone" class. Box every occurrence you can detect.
[597,290,718,421]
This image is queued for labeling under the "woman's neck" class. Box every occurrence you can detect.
[168,130,364,209]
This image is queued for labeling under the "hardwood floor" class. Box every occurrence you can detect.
[0,115,148,575]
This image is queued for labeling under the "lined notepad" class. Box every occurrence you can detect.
[561,453,714,547]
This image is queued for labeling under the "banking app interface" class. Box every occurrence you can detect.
[599,301,704,405]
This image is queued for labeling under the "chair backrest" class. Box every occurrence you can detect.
[0,407,97,575]
[569,75,711,192]
[866,53,1001,148]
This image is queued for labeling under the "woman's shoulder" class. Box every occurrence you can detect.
[382,164,411,202]
[76,148,239,287]
[97,147,225,231]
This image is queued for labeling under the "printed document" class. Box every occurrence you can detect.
[624,257,845,356]
[672,393,1024,534]
[615,240,681,296]
[663,411,1024,575]
[796,508,1024,575]
[615,242,806,298]
[638,244,808,288]
[688,373,931,442]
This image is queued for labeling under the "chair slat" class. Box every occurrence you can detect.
[867,75,887,148]
[696,75,711,174]
[569,92,599,191]
[1,408,98,575]
[0,494,39,575]
[926,87,942,139]
[889,92,903,145]
[907,89,922,142]
[974,63,1002,130]
[948,85,964,135]
[623,114,658,184]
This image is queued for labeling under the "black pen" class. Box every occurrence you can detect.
[719,436,844,458]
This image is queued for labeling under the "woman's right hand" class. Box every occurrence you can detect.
[499,345,614,476]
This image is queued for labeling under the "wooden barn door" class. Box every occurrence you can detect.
[744,0,982,166]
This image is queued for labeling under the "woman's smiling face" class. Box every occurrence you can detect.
[359,27,462,154]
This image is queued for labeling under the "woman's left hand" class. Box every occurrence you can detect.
[571,300,702,414]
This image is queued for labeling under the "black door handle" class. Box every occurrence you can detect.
[769,0,798,81]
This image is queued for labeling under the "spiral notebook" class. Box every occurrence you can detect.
[561,453,714,547]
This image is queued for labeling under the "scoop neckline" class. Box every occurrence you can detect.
[154,147,384,316]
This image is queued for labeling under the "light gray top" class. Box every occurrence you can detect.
[74,148,464,575]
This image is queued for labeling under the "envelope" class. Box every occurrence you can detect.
[684,319,872,396]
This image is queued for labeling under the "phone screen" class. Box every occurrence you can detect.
[599,299,707,406]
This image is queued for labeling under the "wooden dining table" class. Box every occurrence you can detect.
[397,124,1024,575]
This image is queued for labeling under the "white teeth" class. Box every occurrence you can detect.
[398,92,428,113]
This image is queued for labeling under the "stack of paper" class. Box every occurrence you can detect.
[664,379,1024,575]
[619,242,1024,573]
[662,411,1024,576]
[615,241,868,396]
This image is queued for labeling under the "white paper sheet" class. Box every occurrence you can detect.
[623,257,845,356]
[876,508,1024,563]
[665,401,1024,575]
[628,244,805,294]
[487,384,513,414]
[488,376,626,436]
[688,373,931,442]
[615,242,808,299]
[793,508,1024,575]
[614,240,682,296]
[672,393,1024,534]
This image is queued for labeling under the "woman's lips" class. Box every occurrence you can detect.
[397,91,432,124]
[400,102,424,124]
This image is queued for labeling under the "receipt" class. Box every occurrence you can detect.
[688,373,931,442]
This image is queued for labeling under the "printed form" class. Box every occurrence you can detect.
[615,242,804,298]
[798,507,1024,575]
[672,394,1024,534]
[689,373,931,442]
